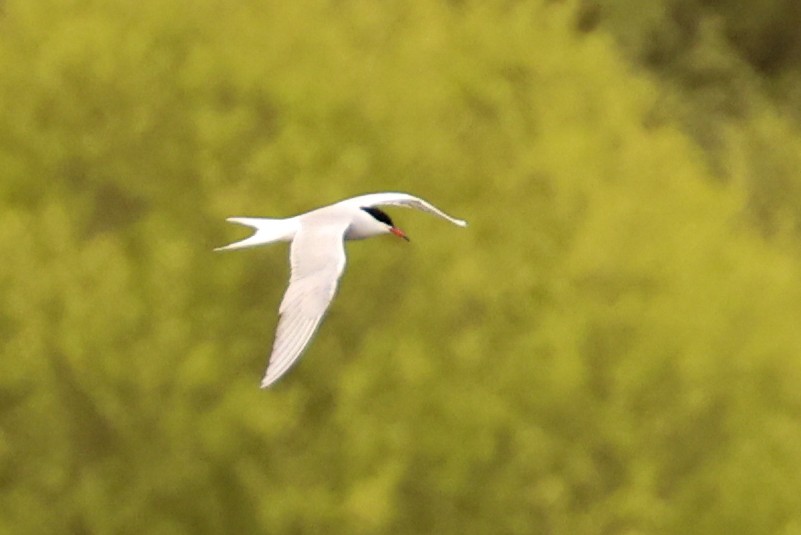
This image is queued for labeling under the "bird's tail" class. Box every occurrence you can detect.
[214,217,299,251]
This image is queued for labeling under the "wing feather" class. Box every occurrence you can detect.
[337,192,467,227]
[260,224,348,388]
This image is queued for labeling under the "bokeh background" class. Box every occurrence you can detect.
[3,0,801,533]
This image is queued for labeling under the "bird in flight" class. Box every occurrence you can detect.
[216,192,467,388]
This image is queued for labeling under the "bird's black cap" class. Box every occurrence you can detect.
[361,206,395,227]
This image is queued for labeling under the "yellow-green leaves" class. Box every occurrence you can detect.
[3,0,801,533]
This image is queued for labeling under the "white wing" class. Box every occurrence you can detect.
[338,192,468,227]
[260,223,348,388]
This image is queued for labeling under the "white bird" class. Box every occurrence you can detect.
[216,192,467,388]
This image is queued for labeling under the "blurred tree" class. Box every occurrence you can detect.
[579,0,801,237]
[2,0,801,534]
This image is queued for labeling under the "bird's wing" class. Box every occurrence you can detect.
[338,192,468,227]
[261,222,348,388]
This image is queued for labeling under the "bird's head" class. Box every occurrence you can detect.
[361,207,409,241]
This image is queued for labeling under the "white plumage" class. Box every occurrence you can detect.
[216,192,467,388]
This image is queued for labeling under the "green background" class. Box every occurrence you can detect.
[3,0,801,533]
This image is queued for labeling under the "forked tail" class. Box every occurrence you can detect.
[214,217,299,251]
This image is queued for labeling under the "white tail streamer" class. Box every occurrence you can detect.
[214,217,299,251]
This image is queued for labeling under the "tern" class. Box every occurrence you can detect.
[216,192,467,388]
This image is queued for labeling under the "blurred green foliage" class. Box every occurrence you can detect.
[2,0,801,533]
